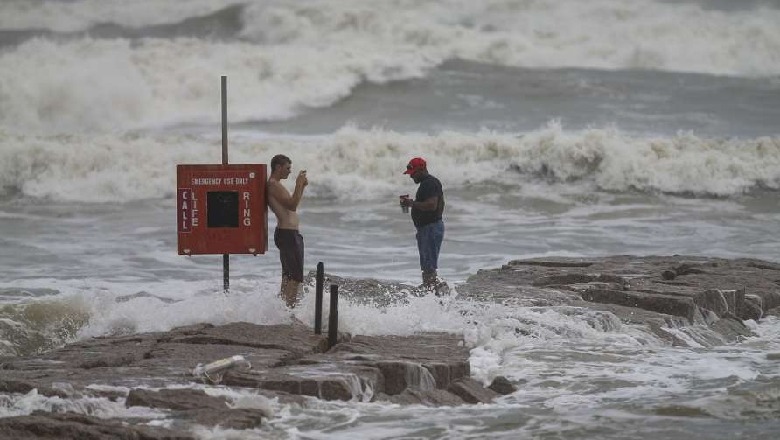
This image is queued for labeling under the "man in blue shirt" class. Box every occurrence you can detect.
[400,157,447,295]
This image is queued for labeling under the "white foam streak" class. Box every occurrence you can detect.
[464,306,660,382]
[2,125,777,202]
[468,315,780,412]
[0,389,166,419]
[338,294,465,337]
[75,278,293,339]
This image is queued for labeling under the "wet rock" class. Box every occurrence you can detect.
[740,294,764,321]
[489,376,518,395]
[709,317,754,342]
[184,408,264,430]
[319,377,355,401]
[694,289,733,318]
[459,256,780,343]
[169,321,330,354]
[533,273,596,286]
[448,378,500,404]
[376,361,427,395]
[379,388,465,406]
[80,353,140,369]
[0,379,68,398]
[425,362,459,389]
[223,371,354,401]
[124,388,266,429]
[1,320,497,436]
[581,288,696,321]
[126,388,229,411]
[507,259,593,268]
[674,263,707,276]
[0,411,193,439]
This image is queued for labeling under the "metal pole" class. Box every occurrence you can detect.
[328,284,339,349]
[221,76,228,164]
[315,262,324,334]
[221,75,229,293]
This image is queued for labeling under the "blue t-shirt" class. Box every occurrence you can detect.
[412,174,445,227]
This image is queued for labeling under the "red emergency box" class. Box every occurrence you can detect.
[177,164,267,255]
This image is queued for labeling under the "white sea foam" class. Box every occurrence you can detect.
[467,312,780,420]
[74,278,291,339]
[0,37,395,133]
[239,0,780,76]
[1,125,777,203]
[0,1,779,134]
[3,0,778,78]
[0,388,166,419]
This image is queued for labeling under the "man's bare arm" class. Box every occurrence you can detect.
[268,173,307,211]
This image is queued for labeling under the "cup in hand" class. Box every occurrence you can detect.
[399,194,410,213]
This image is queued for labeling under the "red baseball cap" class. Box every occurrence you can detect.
[403,157,426,174]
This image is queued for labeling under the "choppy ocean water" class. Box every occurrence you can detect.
[1,0,779,438]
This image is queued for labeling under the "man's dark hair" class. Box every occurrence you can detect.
[270,154,291,172]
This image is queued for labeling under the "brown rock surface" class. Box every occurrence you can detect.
[457,255,780,344]
[0,411,193,440]
[0,318,491,435]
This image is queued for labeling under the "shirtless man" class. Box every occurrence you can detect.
[267,154,308,307]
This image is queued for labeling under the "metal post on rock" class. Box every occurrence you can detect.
[315,262,324,334]
[221,75,229,293]
[328,284,339,349]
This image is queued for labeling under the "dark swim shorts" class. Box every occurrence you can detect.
[274,228,304,282]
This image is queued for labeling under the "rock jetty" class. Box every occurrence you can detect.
[1,255,778,438]
[0,320,501,438]
[457,255,780,345]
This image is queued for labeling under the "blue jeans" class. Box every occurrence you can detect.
[416,220,444,271]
